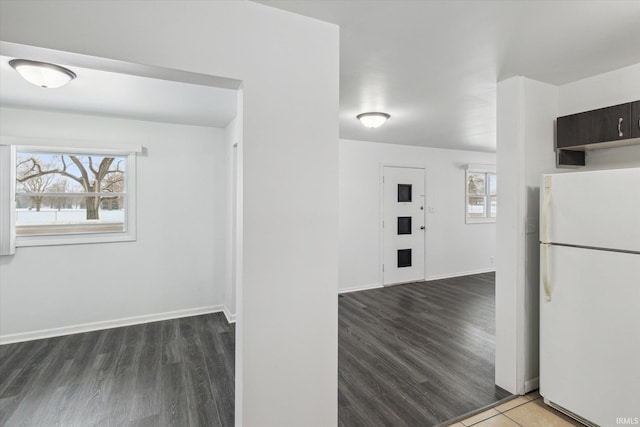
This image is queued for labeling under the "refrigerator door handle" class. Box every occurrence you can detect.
[541,176,553,301]
[541,175,552,244]
[541,243,552,301]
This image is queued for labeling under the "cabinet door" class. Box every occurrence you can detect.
[591,102,631,143]
[556,111,591,148]
[632,101,640,138]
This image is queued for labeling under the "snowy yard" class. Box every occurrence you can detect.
[16,209,125,235]
[16,208,125,224]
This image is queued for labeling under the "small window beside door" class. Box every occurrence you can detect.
[466,165,496,224]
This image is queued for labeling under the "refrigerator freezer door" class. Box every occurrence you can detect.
[540,245,640,426]
[542,168,640,252]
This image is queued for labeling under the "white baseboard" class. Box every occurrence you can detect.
[524,377,539,393]
[426,268,496,281]
[339,269,495,294]
[223,305,236,323]
[0,305,225,345]
[338,283,384,294]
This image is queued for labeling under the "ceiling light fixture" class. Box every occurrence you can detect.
[9,59,77,88]
[357,112,390,128]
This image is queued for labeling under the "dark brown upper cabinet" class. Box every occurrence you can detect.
[556,110,592,149]
[632,101,640,138]
[556,100,640,166]
[591,103,632,144]
[557,102,636,149]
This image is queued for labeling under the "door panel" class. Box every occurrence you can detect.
[591,103,632,143]
[556,110,592,149]
[383,167,425,285]
[540,245,640,426]
[542,168,640,252]
[632,101,640,138]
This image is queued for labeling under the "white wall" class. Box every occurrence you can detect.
[496,77,525,395]
[0,2,339,426]
[521,79,560,392]
[0,106,228,339]
[558,63,640,116]
[339,139,496,291]
[224,112,241,321]
[560,63,640,171]
[496,63,640,395]
[496,77,559,394]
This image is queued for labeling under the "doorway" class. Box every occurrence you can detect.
[382,166,426,285]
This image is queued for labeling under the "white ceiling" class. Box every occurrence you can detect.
[0,55,237,128]
[258,0,640,152]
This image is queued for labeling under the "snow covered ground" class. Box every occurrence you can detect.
[16,209,125,224]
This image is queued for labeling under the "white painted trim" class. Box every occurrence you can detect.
[12,146,138,248]
[378,163,385,286]
[425,267,496,281]
[515,77,528,396]
[524,377,539,394]
[338,284,384,294]
[0,40,241,90]
[382,279,425,287]
[466,218,497,224]
[0,305,224,345]
[2,136,143,154]
[0,145,16,256]
[466,164,496,173]
[339,269,495,294]
[223,305,237,323]
[381,162,429,170]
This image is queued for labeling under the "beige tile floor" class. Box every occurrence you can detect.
[449,392,585,427]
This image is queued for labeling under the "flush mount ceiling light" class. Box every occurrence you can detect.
[9,59,77,88]
[356,112,390,128]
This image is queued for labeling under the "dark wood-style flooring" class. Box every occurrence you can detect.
[0,272,506,426]
[338,272,510,426]
[0,313,234,427]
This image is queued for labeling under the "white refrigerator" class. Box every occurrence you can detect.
[539,168,640,427]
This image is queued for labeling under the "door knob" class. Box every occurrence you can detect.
[420,226,425,230]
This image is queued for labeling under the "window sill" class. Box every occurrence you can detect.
[16,231,136,247]
[466,218,496,224]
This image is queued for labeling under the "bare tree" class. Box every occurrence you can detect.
[16,155,124,220]
[100,166,125,210]
[47,179,69,210]
[467,174,486,195]
[16,159,56,211]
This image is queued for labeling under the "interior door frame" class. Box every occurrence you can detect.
[379,163,427,286]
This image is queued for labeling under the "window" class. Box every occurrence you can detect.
[466,165,496,223]
[397,184,412,202]
[0,137,140,250]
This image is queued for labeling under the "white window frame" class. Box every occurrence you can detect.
[465,164,496,224]
[0,136,141,250]
[0,145,16,255]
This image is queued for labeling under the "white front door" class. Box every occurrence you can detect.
[383,166,426,285]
